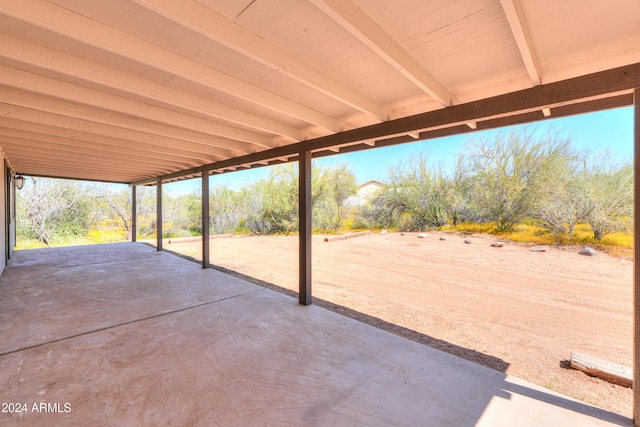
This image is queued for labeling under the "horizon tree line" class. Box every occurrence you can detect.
[16,129,632,247]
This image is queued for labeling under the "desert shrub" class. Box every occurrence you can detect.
[535,146,582,235]
[463,129,573,232]
[577,159,633,240]
[352,191,401,230]
[133,186,157,238]
[312,162,358,233]
[159,189,200,238]
[375,153,473,231]
[209,185,244,234]
[242,165,298,235]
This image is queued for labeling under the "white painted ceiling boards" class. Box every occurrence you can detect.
[0,0,639,183]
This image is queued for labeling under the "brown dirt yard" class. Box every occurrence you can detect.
[166,231,633,417]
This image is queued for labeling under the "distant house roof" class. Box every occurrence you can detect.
[358,180,386,189]
[348,180,386,206]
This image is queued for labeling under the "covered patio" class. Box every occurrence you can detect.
[1,0,640,424]
[0,243,631,425]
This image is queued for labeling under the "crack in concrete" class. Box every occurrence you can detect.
[0,288,264,358]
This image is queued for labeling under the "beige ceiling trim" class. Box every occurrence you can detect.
[13,169,147,185]
[0,129,203,167]
[0,34,302,141]
[4,144,168,168]
[0,0,346,132]
[0,118,219,163]
[0,66,279,149]
[0,105,235,159]
[10,156,168,177]
[0,90,256,155]
[0,137,199,169]
[310,0,453,107]
[5,148,178,179]
[15,169,135,184]
[132,0,386,121]
[499,0,541,86]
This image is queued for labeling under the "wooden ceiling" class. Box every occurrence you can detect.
[0,0,639,184]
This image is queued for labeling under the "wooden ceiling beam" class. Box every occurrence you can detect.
[9,157,166,178]
[3,154,174,180]
[0,65,278,148]
[16,163,182,185]
[0,34,302,141]
[310,0,452,107]
[0,103,240,159]
[499,0,541,86]
[0,118,220,163]
[132,0,385,121]
[0,88,257,154]
[0,138,198,169]
[3,146,172,170]
[0,128,204,167]
[0,0,345,132]
[14,171,130,185]
[132,62,640,186]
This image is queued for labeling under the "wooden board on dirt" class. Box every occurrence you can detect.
[168,234,234,244]
[323,230,372,243]
[570,352,632,388]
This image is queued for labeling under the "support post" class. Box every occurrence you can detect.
[156,177,163,251]
[299,150,312,305]
[202,168,210,269]
[634,88,640,427]
[131,185,137,242]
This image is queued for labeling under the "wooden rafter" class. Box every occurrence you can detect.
[0,0,345,132]
[0,34,302,141]
[131,62,640,186]
[0,138,198,169]
[0,66,277,149]
[310,0,452,107]
[0,119,220,163]
[132,0,386,121]
[0,101,243,157]
[499,0,541,85]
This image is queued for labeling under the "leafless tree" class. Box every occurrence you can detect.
[17,177,80,246]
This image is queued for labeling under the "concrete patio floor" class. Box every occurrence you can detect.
[0,243,631,426]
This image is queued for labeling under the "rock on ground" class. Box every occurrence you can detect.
[579,247,596,256]
[530,245,549,252]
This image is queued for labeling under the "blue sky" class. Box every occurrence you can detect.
[335,106,634,183]
[165,106,634,194]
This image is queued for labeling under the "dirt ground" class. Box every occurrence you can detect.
[167,231,633,417]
